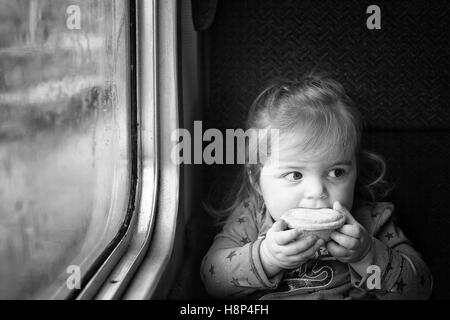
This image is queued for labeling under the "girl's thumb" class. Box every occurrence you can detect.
[333,201,356,223]
[333,201,343,212]
[272,218,287,232]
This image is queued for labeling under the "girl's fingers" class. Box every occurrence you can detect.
[337,224,361,239]
[283,235,319,255]
[330,231,359,249]
[333,201,358,225]
[271,219,288,232]
[273,227,301,245]
[289,239,324,262]
[326,240,352,258]
[333,200,345,213]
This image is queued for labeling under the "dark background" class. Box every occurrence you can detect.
[172,0,450,299]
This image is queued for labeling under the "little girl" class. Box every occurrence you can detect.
[200,73,433,300]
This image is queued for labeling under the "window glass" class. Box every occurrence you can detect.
[0,0,131,299]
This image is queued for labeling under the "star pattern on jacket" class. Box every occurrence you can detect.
[231,277,240,287]
[226,250,237,261]
[384,232,394,240]
[237,217,245,224]
[240,236,250,244]
[371,210,379,218]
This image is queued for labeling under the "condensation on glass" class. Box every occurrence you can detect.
[0,0,131,299]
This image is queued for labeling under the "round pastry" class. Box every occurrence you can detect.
[281,207,346,241]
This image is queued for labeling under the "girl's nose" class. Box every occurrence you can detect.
[303,177,328,200]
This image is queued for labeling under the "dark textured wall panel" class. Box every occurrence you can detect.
[363,131,450,300]
[206,0,449,130]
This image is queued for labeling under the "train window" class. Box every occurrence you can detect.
[0,0,133,299]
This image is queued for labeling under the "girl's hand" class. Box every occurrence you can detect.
[326,201,373,264]
[260,219,324,277]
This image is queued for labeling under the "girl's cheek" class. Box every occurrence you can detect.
[338,182,356,209]
[262,192,291,220]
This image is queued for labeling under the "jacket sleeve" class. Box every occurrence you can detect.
[200,205,283,299]
[349,203,433,299]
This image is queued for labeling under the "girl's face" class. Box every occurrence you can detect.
[259,132,357,221]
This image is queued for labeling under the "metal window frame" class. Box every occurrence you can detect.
[75,0,161,300]
[121,0,180,300]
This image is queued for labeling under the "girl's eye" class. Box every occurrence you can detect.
[285,171,303,181]
[329,168,346,178]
